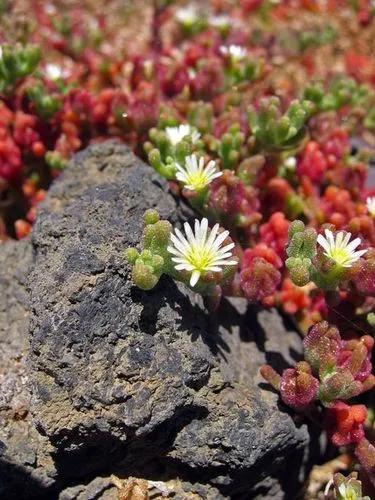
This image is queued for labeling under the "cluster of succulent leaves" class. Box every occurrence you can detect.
[211,123,245,169]
[248,97,315,151]
[27,83,61,120]
[298,24,337,52]
[303,77,372,113]
[286,221,375,293]
[261,320,374,410]
[285,220,355,291]
[285,220,318,285]
[125,210,174,291]
[144,127,203,180]
[0,43,40,94]
[125,209,236,296]
[223,54,264,87]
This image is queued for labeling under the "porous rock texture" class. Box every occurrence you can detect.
[0,239,56,498]
[2,141,318,498]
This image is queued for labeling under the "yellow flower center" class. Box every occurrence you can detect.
[329,247,351,266]
[186,244,215,271]
[186,171,210,191]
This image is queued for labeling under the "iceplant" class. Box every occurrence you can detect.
[284,156,297,169]
[285,220,369,290]
[366,196,375,217]
[44,63,65,81]
[175,154,222,192]
[167,218,237,286]
[125,210,237,293]
[325,472,371,500]
[145,124,202,182]
[337,482,362,500]
[317,229,368,268]
[220,45,247,62]
[175,5,200,25]
[165,124,201,146]
[208,14,230,29]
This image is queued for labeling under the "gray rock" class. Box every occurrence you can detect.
[0,239,56,498]
[58,475,220,500]
[21,141,316,497]
[59,476,117,500]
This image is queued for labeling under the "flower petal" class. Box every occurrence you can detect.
[190,270,201,287]
[317,234,331,253]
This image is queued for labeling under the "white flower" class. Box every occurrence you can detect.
[208,14,230,29]
[284,156,296,169]
[188,67,197,79]
[167,218,237,287]
[45,3,56,14]
[220,45,247,62]
[175,5,199,25]
[317,229,368,268]
[44,63,63,80]
[175,154,222,191]
[366,196,375,217]
[44,63,70,81]
[338,482,357,500]
[165,124,201,146]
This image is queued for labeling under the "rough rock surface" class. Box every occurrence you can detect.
[58,475,211,500]
[25,141,317,498]
[0,239,56,498]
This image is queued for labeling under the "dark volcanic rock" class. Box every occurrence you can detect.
[58,475,218,500]
[0,239,56,499]
[59,476,117,500]
[25,141,316,498]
